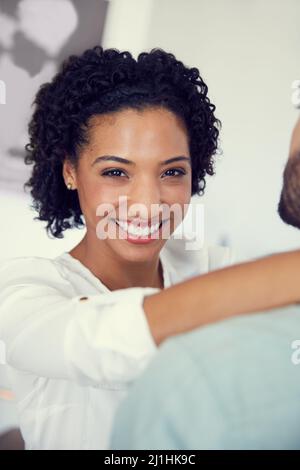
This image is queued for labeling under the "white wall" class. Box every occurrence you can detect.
[0,189,84,261]
[102,0,153,56]
[104,0,300,261]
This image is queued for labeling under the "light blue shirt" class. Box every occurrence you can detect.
[111,305,300,450]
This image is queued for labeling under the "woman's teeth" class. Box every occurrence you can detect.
[114,220,161,237]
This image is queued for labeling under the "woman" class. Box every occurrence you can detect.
[0,46,299,450]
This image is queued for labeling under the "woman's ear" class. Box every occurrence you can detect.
[62,159,77,190]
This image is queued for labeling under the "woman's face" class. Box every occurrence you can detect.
[63,106,192,262]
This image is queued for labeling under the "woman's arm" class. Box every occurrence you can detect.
[144,249,300,345]
[0,257,160,386]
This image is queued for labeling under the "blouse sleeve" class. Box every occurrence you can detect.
[0,257,161,388]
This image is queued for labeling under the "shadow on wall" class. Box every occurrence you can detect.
[0,0,109,192]
[0,0,108,76]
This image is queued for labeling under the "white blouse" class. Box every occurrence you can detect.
[0,235,232,450]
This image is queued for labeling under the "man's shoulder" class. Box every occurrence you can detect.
[163,305,300,371]
[128,305,300,407]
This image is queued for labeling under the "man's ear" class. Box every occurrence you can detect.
[289,117,300,160]
[62,159,77,190]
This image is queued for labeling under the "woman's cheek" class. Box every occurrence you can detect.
[164,184,191,207]
[91,185,127,224]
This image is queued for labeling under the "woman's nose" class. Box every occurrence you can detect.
[126,181,162,219]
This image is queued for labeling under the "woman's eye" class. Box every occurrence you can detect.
[101,168,186,178]
[101,169,127,178]
[163,168,186,178]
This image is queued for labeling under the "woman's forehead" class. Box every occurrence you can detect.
[85,108,189,150]
[88,107,185,129]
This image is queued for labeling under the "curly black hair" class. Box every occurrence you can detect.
[24,46,221,238]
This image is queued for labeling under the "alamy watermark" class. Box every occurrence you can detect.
[0,340,6,365]
[291,339,300,365]
[0,79,6,105]
[291,80,300,108]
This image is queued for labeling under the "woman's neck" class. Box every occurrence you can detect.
[69,236,164,291]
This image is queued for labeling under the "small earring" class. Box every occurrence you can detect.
[66,181,73,190]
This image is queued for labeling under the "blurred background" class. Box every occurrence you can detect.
[0,0,299,449]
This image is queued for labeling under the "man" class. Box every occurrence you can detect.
[110,118,300,450]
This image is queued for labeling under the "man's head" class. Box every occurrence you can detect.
[278,118,300,228]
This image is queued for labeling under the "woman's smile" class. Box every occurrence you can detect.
[110,217,168,244]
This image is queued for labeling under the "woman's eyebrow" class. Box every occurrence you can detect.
[91,155,191,166]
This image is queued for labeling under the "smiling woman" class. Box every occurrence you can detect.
[24,46,219,238]
[23,45,221,291]
[0,45,229,450]
[2,45,300,451]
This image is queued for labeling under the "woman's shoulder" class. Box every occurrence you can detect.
[0,255,71,290]
[0,255,55,273]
